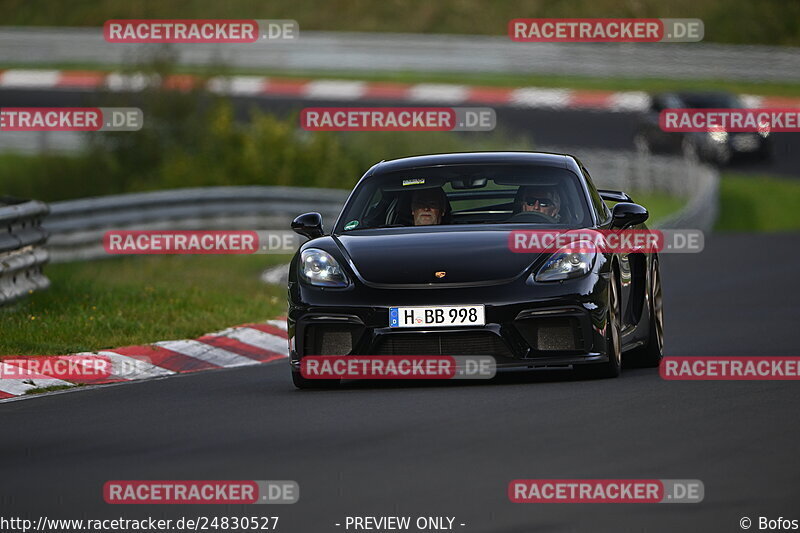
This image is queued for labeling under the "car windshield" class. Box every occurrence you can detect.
[335,164,592,232]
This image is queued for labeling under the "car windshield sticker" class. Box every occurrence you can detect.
[344,220,359,230]
[402,178,426,186]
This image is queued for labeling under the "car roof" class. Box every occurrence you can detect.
[367,151,575,176]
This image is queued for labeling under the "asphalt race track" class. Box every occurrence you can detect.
[2,87,800,178]
[1,233,799,532]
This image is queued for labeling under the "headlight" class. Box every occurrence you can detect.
[534,241,596,282]
[299,249,349,287]
[708,130,728,143]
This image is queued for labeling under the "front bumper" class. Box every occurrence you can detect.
[288,274,611,371]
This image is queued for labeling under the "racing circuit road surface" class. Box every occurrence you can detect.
[1,234,799,532]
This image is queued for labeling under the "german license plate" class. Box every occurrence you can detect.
[389,305,485,328]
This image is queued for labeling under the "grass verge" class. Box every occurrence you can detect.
[628,193,687,226]
[716,173,800,231]
[0,254,291,356]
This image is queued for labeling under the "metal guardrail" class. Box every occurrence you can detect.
[37,150,717,265]
[539,147,720,231]
[0,131,85,155]
[0,198,50,305]
[1,27,798,82]
[44,154,718,263]
[45,186,350,262]
[652,165,719,230]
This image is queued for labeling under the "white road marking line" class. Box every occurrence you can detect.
[154,340,260,368]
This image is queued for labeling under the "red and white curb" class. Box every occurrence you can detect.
[0,318,288,401]
[1,69,798,112]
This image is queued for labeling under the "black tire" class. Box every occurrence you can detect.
[627,260,664,368]
[291,369,340,389]
[574,275,622,379]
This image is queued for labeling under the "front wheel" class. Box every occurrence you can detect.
[574,276,622,379]
[627,260,664,367]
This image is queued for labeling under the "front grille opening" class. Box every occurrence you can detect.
[304,324,362,356]
[516,317,583,352]
[374,331,514,358]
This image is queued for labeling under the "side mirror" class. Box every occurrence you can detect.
[292,212,324,240]
[611,202,649,229]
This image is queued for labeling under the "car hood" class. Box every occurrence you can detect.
[335,229,543,286]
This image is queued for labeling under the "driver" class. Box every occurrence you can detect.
[410,188,447,226]
[516,186,561,220]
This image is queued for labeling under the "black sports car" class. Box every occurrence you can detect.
[633,91,772,165]
[287,152,664,388]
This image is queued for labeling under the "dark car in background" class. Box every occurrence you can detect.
[287,152,664,388]
[634,91,772,165]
